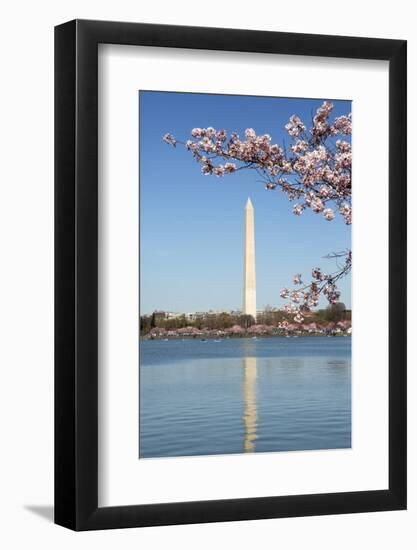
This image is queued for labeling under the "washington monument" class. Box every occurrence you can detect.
[243,198,256,319]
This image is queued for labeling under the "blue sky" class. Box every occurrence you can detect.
[140,91,351,315]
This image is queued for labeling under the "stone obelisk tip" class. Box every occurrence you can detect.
[245,197,253,209]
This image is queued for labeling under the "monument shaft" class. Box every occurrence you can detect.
[243,198,256,319]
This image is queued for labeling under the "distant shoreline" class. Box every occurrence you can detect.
[141,331,351,341]
[140,310,352,341]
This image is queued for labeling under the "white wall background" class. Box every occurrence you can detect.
[0,1,414,548]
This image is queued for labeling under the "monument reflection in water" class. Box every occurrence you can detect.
[242,356,258,452]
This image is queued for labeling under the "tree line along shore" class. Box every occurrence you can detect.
[140,304,351,340]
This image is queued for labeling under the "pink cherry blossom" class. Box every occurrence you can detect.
[285,115,306,137]
[332,114,352,135]
[323,208,335,221]
[191,128,204,138]
[291,140,309,154]
[293,204,304,216]
[339,203,352,224]
[294,313,304,323]
[162,133,176,146]
[293,274,302,285]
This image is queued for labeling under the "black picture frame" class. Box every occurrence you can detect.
[55,19,407,531]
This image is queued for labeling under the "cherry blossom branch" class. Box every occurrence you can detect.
[163,101,352,224]
[280,251,352,323]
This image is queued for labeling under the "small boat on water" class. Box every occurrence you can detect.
[214,339,222,342]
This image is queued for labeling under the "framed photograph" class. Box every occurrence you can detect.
[55,19,406,530]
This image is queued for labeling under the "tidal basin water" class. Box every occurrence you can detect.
[139,337,351,458]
